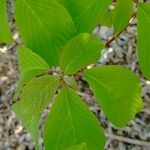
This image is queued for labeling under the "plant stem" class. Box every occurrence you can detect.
[105,13,136,47]
[106,133,150,147]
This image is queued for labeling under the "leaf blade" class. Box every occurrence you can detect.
[66,143,87,150]
[0,0,12,44]
[44,87,106,150]
[137,3,150,80]
[99,9,114,27]
[60,33,104,74]
[113,0,133,34]
[18,46,49,72]
[15,0,76,66]
[12,75,59,149]
[58,0,112,32]
[84,65,142,127]
[14,46,49,100]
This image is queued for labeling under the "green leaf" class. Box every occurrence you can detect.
[83,65,142,127]
[0,0,12,44]
[18,46,49,72]
[12,75,59,150]
[14,46,49,100]
[137,3,150,80]
[63,75,78,90]
[113,0,133,34]
[66,143,87,150]
[99,9,114,27]
[60,33,104,74]
[58,0,112,32]
[44,87,105,150]
[15,0,76,66]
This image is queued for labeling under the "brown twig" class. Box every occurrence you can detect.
[106,133,150,147]
[133,0,139,3]
[105,13,137,47]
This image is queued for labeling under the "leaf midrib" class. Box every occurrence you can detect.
[65,92,78,144]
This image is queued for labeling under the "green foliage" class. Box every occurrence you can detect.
[83,65,142,127]
[12,75,59,149]
[60,33,104,74]
[0,0,12,43]
[14,0,76,66]
[57,0,112,32]
[66,143,87,150]
[113,0,133,34]
[14,46,49,100]
[99,9,114,27]
[137,3,150,80]
[99,0,133,35]
[1,0,148,149]
[63,75,78,90]
[43,87,105,150]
